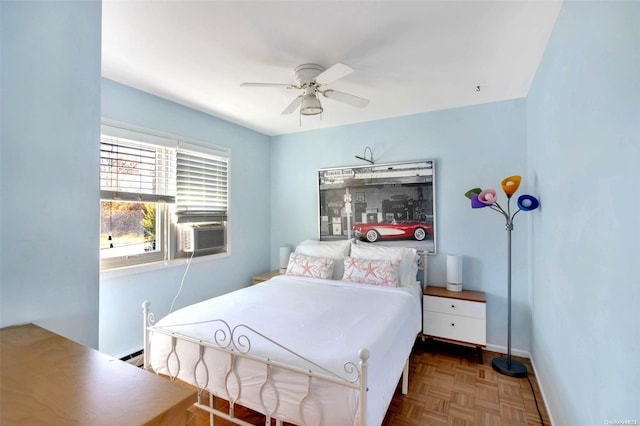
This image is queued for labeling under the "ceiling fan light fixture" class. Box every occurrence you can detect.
[300,93,323,115]
[241,63,367,118]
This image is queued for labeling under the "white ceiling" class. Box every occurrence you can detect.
[102,1,563,136]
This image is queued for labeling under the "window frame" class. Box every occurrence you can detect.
[99,121,230,270]
[99,201,170,270]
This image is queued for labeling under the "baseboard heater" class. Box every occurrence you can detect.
[120,349,144,367]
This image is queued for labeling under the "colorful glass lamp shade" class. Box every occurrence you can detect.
[470,192,489,209]
[478,189,498,204]
[465,175,539,378]
[517,194,539,211]
[464,188,482,199]
[501,175,521,197]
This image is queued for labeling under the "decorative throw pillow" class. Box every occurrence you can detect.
[350,243,419,287]
[295,239,350,280]
[342,256,401,287]
[286,253,335,279]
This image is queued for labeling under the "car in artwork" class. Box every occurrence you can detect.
[353,220,433,243]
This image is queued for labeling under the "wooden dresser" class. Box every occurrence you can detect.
[0,324,196,425]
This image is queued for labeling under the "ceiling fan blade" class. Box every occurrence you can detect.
[281,95,303,115]
[322,90,369,108]
[241,82,295,88]
[314,63,353,85]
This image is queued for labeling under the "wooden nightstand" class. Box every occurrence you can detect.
[252,270,284,284]
[422,286,487,361]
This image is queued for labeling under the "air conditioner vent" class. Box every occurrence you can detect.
[182,224,225,253]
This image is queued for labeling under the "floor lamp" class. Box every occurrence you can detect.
[465,176,539,378]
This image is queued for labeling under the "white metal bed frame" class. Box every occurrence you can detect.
[142,302,410,426]
[142,251,424,425]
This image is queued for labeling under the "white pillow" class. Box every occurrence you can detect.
[286,253,335,279]
[342,256,400,287]
[350,242,419,287]
[295,240,351,280]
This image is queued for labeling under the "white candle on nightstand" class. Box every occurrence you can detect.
[446,254,463,291]
[279,246,291,273]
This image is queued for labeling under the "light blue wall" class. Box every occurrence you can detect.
[270,100,535,353]
[99,79,271,357]
[0,1,101,347]
[527,1,640,423]
[5,3,637,421]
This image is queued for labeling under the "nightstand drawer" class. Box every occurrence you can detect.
[424,295,485,319]
[423,311,486,346]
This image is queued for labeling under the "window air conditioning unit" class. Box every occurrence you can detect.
[182,224,225,253]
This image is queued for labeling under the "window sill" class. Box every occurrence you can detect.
[99,251,230,280]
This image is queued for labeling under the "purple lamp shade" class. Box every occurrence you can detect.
[501,175,522,198]
[517,194,539,211]
[471,192,490,208]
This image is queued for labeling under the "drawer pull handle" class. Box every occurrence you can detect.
[451,323,455,327]
[451,304,455,308]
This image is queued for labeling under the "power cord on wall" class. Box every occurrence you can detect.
[169,250,195,313]
[526,375,546,425]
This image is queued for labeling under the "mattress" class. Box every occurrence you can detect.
[149,275,422,426]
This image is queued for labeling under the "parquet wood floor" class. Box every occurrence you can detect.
[382,339,550,426]
[186,339,550,426]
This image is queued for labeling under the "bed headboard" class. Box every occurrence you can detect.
[290,239,428,289]
[417,250,428,289]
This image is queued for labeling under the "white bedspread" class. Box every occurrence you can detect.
[149,275,422,426]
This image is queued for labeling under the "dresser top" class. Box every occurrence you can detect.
[1,324,196,425]
[424,285,486,303]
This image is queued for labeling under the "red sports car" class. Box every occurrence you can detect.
[353,221,433,243]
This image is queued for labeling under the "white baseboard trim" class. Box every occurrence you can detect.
[485,343,531,359]
[119,348,144,367]
[529,355,556,426]
[484,344,555,425]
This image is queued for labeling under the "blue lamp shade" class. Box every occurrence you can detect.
[471,192,490,208]
[517,194,539,211]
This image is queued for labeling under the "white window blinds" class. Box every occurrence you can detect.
[99,124,229,222]
[176,147,228,223]
[100,134,176,203]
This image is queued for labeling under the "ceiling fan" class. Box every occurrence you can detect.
[241,63,369,116]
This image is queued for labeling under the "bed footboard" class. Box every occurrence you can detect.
[142,301,370,426]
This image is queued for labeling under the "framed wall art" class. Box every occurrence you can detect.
[318,159,436,254]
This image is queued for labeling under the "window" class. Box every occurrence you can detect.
[100,124,229,269]
[176,142,228,223]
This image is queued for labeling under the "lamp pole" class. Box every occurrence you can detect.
[465,175,539,378]
[491,220,527,377]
